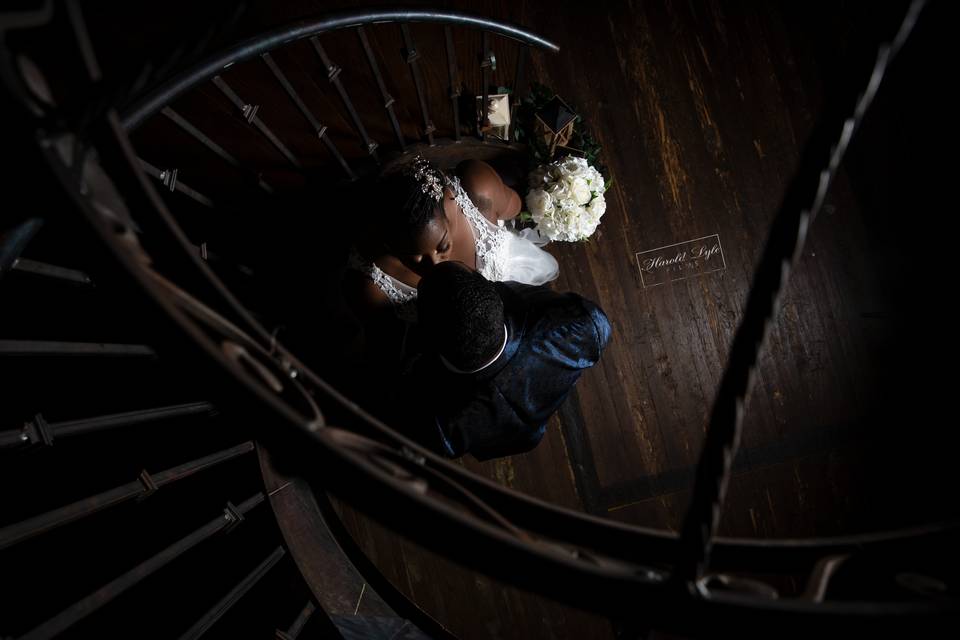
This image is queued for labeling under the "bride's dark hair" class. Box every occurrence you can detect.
[373,159,447,247]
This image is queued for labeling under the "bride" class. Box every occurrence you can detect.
[344,155,559,324]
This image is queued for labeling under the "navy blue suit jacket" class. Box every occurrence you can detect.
[408,281,611,461]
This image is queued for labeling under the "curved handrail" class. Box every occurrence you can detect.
[258,445,457,640]
[106,0,957,573]
[107,0,949,583]
[10,1,953,634]
[121,9,560,131]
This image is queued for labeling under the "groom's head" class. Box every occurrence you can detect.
[417,261,505,371]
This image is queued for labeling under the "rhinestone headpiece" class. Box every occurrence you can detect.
[407,155,444,202]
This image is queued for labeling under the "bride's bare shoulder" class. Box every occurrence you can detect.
[456,159,497,193]
[455,159,521,223]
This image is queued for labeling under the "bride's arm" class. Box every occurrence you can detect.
[342,270,392,325]
[456,159,522,224]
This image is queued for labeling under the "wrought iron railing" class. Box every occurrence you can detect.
[1,2,955,638]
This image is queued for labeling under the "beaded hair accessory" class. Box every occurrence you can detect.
[407,155,444,202]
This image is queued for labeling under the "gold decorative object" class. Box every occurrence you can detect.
[534,95,577,159]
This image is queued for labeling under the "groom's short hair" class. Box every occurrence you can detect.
[418,262,505,371]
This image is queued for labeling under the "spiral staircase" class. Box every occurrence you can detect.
[1,2,957,639]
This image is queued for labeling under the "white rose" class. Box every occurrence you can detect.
[558,203,580,223]
[556,195,578,213]
[586,168,604,192]
[559,156,587,177]
[526,188,553,217]
[546,182,572,208]
[528,160,605,241]
[587,195,607,218]
[545,180,564,195]
[567,177,592,205]
[537,216,560,241]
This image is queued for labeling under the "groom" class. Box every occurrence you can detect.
[404,261,611,460]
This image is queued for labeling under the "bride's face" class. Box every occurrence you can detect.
[399,189,459,275]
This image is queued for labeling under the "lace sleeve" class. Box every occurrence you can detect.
[448,176,509,281]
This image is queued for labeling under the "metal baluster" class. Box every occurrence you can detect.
[310,37,379,162]
[20,493,266,640]
[65,0,101,82]
[0,402,216,450]
[276,601,317,640]
[444,26,462,142]
[801,554,852,601]
[120,11,560,131]
[0,217,44,280]
[192,241,210,263]
[357,26,405,150]
[8,259,93,286]
[0,442,254,549]
[260,52,357,181]
[399,24,436,146]
[479,31,491,141]
[211,75,302,170]
[161,107,275,194]
[178,546,287,640]
[139,157,215,208]
[0,340,155,357]
[184,242,255,277]
[510,44,529,135]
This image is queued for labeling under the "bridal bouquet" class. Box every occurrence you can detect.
[524,156,608,242]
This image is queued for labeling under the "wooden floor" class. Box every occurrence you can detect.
[92,0,955,637]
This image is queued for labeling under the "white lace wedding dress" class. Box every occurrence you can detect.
[349,175,559,321]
